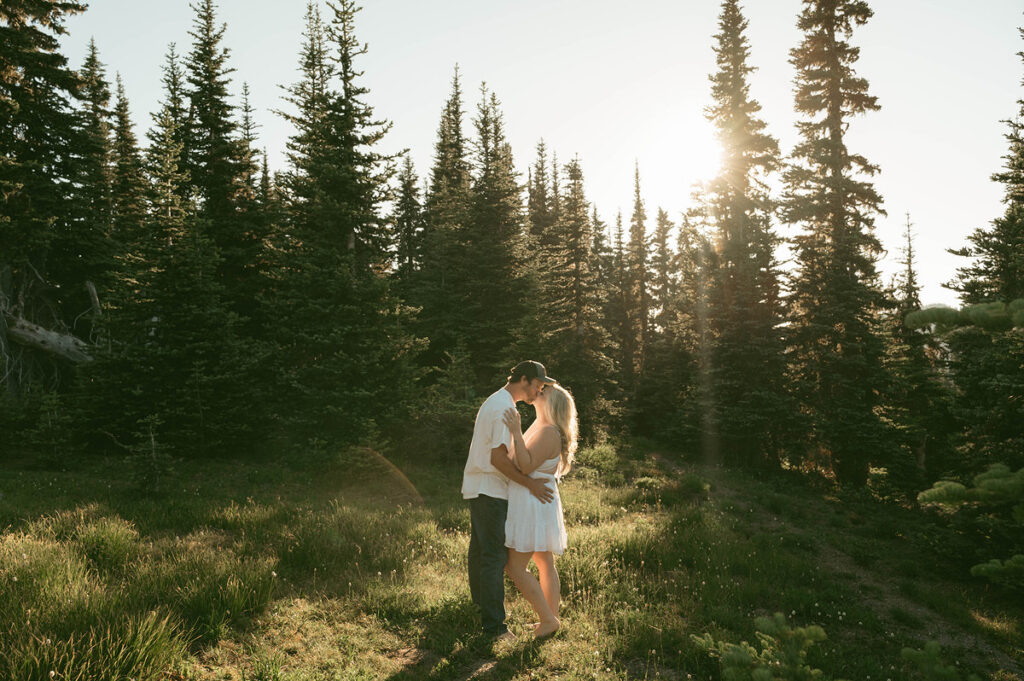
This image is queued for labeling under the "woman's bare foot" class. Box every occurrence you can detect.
[533,618,560,639]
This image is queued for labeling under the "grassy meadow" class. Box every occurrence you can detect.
[0,442,1021,680]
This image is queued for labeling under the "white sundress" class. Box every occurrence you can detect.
[505,450,567,555]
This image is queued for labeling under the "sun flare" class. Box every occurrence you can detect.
[682,131,725,185]
[639,122,725,206]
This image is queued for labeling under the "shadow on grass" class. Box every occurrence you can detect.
[382,596,546,681]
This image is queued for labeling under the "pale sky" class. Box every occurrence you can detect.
[61,1,1022,307]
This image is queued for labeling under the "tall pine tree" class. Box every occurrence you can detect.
[416,67,473,371]
[528,139,556,248]
[147,43,188,195]
[552,158,614,441]
[948,27,1024,304]
[882,214,954,486]
[624,164,650,387]
[55,37,116,333]
[183,0,261,320]
[783,0,891,485]
[603,212,633,416]
[271,0,415,444]
[85,102,254,455]
[0,0,87,395]
[704,0,789,466]
[650,208,675,334]
[941,31,1024,474]
[461,85,533,387]
[110,74,147,260]
[392,154,424,284]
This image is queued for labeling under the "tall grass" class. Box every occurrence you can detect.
[0,443,1020,680]
[0,504,275,678]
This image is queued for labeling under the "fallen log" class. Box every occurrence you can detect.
[2,312,93,363]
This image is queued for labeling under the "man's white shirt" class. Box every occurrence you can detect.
[461,388,515,500]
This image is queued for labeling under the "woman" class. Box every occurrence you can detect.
[501,383,577,639]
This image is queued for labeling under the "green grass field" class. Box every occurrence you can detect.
[0,443,1020,680]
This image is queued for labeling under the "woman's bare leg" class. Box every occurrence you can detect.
[533,551,560,619]
[505,549,558,636]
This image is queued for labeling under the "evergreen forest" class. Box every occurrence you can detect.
[1,1,1022,679]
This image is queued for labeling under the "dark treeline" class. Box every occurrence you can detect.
[1,0,1022,496]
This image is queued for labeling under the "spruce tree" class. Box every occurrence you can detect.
[183,0,242,215]
[518,139,560,364]
[704,0,789,466]
[783,0,891,485]
[650,208,675,334]
[462,85,532,387]
[948,28,1024,304]
[238,82,260,197]
[234,79,272,336]
[633,204,708,446]
[590,204,616,349]
[528,139,556,247]
[882,214,954,485]
[551,158,614,441]
[86,104,253,455]
[0,0,87,394]
[633,206,684,440]
[416,67,473,370]
[624,164,650,386]
[392,154,424,283]
[682,205,720,456]
[110,74,148,257]
[183,0,261,319]
[550,152,562,229]
[271,0,415,444]
[939,33,1024,474]
[256,148,285,239]
[534,156,587,375]
[148,44,188,193]
[675,207,713,359]
[48,38,117,337]
[591,206,611,285]
[604,212,633,409]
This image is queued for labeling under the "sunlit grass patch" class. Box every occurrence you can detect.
[4,611,186,681]
[0,531,186,681]
[132,535,276,645]
[0,501,278,677]
[560,477,628,527]
[274,501,427,593]
[1,442,1020,680]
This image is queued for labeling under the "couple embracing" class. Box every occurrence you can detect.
[461,360,578,640]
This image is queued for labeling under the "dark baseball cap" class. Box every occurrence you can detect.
[509,360,557,384]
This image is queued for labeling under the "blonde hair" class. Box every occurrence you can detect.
[540,384,578,477]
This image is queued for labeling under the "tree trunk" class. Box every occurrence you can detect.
[2,312,93,363]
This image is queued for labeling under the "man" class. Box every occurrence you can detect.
[462,360,557,638]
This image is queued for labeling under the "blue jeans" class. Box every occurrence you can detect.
[468,494,509,635]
